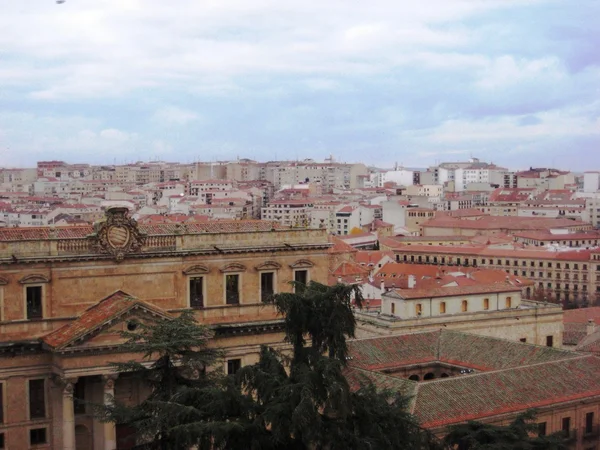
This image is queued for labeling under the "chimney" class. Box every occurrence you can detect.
[380,279,385,292]
[408,274,416,289]
[587,319,596,336]
[337,276,342,284]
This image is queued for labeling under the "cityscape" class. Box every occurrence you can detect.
[2,0,600,448]
[0,156,600,448]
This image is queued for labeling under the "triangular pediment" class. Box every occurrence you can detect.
[43,290,172,352]
[382,290,404,300]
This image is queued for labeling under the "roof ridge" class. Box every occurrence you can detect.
[421,354,591,384]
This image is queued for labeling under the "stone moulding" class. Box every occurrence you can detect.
[254,261,282,271]
[289,259,314,269]
[19,274,51,284]
[220,262,247,273]
[183,264,210,275]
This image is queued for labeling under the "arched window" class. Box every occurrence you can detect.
[440,373,450,378]
[461,300,468,312]
[408,375,419,381]
[423,373,435,380]
[415,303,422,316]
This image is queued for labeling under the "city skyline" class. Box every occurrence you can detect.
[1,0,599,169]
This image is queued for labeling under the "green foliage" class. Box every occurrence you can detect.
[94,310,223,449]
[443,410,567,450]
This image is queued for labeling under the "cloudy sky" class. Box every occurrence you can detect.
[1,0,599,170]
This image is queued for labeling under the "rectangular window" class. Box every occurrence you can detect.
[294,270,308,287]
[29,379,46,419]
[520,338,526,343]
[30,428,47,445]
[546,335,554,347]
[538,422,547,436]
[562,416,571,433]
[0,382,3,423]
[461,300,468,312]
[0,432,4,449]
[26,286,43,319]
[415,303,422,315]
[483,298,489,310]
[189,277,204,308]
[260,272,274,303]
[391,303,395,315]
[586,412,594,434]
[227,359,241,375]
[505,297,512,309]
[225,274,240,305]
[439,302,446,314]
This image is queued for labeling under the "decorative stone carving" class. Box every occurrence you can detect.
[90,207,146,261]
[0,276,8,285]
[183,264,210,275]
[289,259,314,269]
[220,262,247,273]
[19,274,50,284]
[255,261,282,271]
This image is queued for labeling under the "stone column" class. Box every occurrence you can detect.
[62,378,78,450]
[102,375,118,450]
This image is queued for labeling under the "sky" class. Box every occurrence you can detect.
[1,0,599,170]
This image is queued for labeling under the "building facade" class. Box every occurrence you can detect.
[0,208,330,449]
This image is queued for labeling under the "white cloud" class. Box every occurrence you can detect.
[152,106,202,126]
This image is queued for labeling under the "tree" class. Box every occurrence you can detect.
[95,283,439,449]
[443,410,567,450]
[94,310,223,449]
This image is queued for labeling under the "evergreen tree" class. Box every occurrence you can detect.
[94,310,223,449]
[443,410,567,450]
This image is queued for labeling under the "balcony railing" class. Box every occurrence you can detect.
[561,428,577,442]
[582,425,600,440]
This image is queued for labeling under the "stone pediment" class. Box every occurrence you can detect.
[42,290,172,352]
[19,274,51,284]
[183,264,210,275]
[220,263,247,273]
[289,259,314,269]
[255,261,282,271]
[382,290,404,300]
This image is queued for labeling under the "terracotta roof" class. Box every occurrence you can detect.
[563,307,600,324]
[346,330,591,428]
[422,215,589,231]
[331,261,369,277]
[355,250,394,266]
[414,356,600,428]
[42,290,172,349]
[328,236,358,254]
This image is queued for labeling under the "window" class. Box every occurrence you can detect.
[586,412,594,434]
[415,303,422,315]
[439,302,446,314]
[461,300,468,312]
[30,428,47,445]
[505,297,512,309]
[260,272,275,302]
[189,277,204,308]
[294,269,308,288]
[520,338,526,343]
[546,335,554,347]
[483,298,489,310]
[0,383,3,424]
[227,359,241,375]
[562,417,571,434]
[29,379,46,419]
[0,433,4,449]
[538,422,547,436]
[26,286,43,319]
[391,303,395,315]
[225,274,240,305]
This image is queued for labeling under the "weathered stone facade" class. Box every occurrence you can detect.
[0,208,330,449]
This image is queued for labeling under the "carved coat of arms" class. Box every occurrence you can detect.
[90,207,146,261]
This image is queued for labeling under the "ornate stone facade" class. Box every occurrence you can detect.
[0,208,330,449]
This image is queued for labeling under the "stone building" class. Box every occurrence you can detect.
[345,330,600,449]
[0,207,330,449]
